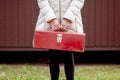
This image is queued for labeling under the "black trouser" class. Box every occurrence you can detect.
[49,50,75,80]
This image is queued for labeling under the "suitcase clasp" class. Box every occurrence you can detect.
[57,34,62,43]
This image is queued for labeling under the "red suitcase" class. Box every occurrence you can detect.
[33,31,86,52]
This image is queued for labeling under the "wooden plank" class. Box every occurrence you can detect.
[31,0,38,31]
[31,0,39,34]
[86,47,120,51]
[11,0,18,46]
[0,47,120,51]
[101,0,108,46]
[82,0,89,47]
[0,47,48,51]
[108,0,114,46]
[31,0,39,47]
[87,0,95,47]
[0,0,5,47]
[24,0,32,47]
[95,0,102,46]
[114,0,120,46]
[18,0,25,46]
[0,0,2,46]
[5,0,12,46]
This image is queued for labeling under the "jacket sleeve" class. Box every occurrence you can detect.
[63,0,85,23]
[37,0,57,22]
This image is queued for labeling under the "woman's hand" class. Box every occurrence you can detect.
[49,19,61,31]
[61,18,72,30]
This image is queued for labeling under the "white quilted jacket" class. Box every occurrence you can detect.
[35,0,85,33]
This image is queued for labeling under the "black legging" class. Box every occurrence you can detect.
[49,49,75,80]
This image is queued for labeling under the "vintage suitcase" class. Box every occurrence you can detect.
[33,31,86,52]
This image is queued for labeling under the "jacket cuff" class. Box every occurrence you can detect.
[45,11,57,23]
[63,10,75,23]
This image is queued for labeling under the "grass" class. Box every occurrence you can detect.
[0,64,120,80]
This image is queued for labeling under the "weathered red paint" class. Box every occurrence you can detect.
[34,31,85,52]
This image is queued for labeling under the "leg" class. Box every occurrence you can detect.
[49,49,60,80]
[62,51,75,80]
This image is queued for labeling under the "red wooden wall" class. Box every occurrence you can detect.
[82,0,120,50]
[0,0,40,51]
[0,0,120,51]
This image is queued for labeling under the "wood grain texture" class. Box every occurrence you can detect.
[0,0,120,50]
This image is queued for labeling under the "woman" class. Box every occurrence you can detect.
[34,0,85,80]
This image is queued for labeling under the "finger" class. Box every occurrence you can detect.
[54,27,58,30]
[66,25,70,29]
[57,24,61,29]
[52,26,55,30]
[55,24,61,30]
[54,25,59,30]
[63,24,68,29]
[62,24,66,29]
[60,25,66,31]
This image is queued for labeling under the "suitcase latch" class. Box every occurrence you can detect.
[57,34,62,43]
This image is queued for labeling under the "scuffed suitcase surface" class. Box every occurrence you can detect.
[34,31,85,52]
